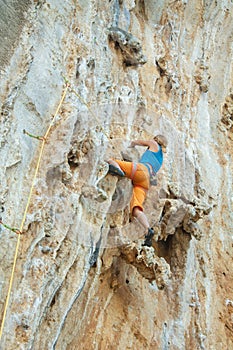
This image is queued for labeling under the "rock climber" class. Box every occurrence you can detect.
[107,134,168,247]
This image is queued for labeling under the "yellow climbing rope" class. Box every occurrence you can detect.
[0,83,69,341]
[0,75,116,341]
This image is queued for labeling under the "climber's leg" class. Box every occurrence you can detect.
[107,159,125,177]
[132,206,149,229]
[131,186,155,247]
[107,159,135,179]
[108,160,154,246]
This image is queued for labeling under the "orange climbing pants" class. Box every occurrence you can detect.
[114,160,150,213]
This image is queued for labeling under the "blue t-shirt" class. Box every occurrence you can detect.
[139,145,163,174]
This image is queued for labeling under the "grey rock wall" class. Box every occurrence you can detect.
[0,0,31,67]
[0,0,233,349]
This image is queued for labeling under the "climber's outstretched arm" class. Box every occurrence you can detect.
[130,139,159,152]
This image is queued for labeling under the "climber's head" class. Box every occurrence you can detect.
[154,134,168,152]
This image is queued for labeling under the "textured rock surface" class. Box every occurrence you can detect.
[0,0,233,349]
[0,0,31,67]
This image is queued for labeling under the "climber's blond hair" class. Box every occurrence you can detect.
[154,134,168,152]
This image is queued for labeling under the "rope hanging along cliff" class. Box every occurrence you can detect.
[0,76,118,341]
[0,82,69,341]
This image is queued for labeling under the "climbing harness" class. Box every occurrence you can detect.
[130,162,138,181]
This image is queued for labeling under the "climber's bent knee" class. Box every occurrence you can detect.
[132,206,143,217]
[113,159,133,178]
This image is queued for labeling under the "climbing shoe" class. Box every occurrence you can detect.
[108,164,125,177]
[142,228,155,247]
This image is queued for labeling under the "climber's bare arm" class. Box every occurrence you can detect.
[130,139,159,152]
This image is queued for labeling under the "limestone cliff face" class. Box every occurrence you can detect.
[0,1,233,349]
